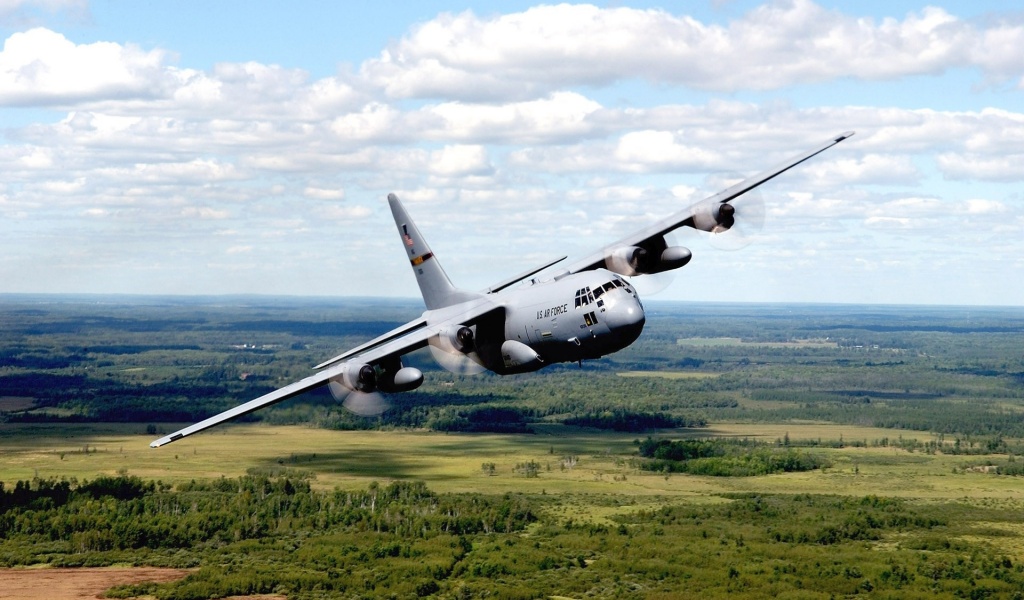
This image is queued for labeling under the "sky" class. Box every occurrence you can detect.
[1,0,1022,306]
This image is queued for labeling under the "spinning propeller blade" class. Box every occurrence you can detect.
[709,176,766,251]
[328,379,391,416]
[428,341,487,375]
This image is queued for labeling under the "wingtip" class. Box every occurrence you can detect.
[150,432,183,448]
[838,131,856,141]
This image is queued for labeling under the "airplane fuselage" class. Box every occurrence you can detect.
[423,269,646,375]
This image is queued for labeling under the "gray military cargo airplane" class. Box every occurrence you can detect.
[151,131,854,448]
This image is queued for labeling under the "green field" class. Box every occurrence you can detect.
[3,420,1020,500]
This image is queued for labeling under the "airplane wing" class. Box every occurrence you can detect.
[150,361,358,447]
[151,300,504,447]
[562,131,855,275]
[313,317,429,370]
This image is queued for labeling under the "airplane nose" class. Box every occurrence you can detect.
[605,296,646,345]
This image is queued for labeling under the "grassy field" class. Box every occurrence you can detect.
[2,421,1019,503]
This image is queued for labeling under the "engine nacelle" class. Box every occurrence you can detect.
[691,201,735,233]
[606,246,647,276]
[441,325,475,353]
[335,362,422,396]
[605,244,692,276]
[340,362,376,393]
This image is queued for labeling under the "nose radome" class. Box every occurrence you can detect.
[606,296,646,345]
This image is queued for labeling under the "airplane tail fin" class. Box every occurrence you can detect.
[388,193,475,310]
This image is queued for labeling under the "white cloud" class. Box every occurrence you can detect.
[0,0,88,26]
[613,130,721,172]
[315,204,373,221]
[801,154,921,186]
[181,206,230,220]
[425,92,602,143]
[0,28,167,105]
[959,198,1008,214]
[358,1,1024,99]
[97,159,244,184]
[303,187,345,200]
[429,144,492,177]
[863,216,916,230]
[867,196,945,220]
[36,177,84,193]
[936,153,1024,181]
[16,147,53,168]
[329,102,402,142]
[770,191,866,220]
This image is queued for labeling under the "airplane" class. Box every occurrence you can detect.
[150,131,855,448]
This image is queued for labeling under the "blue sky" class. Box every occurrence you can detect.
[1,1,1022,305]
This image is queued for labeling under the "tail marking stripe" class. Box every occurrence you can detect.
[411,252,434,267]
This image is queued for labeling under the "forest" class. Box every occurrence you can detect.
[2,294,1024,598]
[4,472,1024,598]
[2,295,1023,439]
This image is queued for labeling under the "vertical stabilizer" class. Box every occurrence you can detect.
[388,193,472,310]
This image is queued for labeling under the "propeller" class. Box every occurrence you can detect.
[708,177,765,251]
[428,327,487,375]
[328,379,391,416]
[623,230,681,296]
[624,270,675,297]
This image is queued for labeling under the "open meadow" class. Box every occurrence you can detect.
[2,296,1024,598]
[0,421,1016,500]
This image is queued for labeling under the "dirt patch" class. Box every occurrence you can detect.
[0,567,189,599]
[0,566,289,600]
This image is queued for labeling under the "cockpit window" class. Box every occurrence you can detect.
[574,286,593,308]
[603,282,615,292]
[593,286,605,299]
